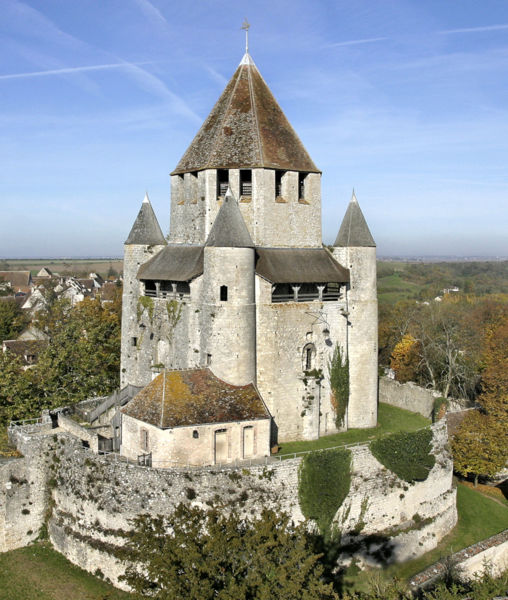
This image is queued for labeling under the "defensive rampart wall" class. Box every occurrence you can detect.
[2,421,456,590]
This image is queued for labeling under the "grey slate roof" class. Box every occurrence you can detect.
[171,53,319,175]
[255,248,349,283]
[205,189,254,248]
[334,192,376,247]
[137,245,204,282]
[125,194,167,246]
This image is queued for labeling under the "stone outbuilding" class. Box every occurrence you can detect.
[120,368,271,466]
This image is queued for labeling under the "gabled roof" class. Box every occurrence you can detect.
[205,188,254,248]
[334,192,376,247]
[122,368,269,428]
[137,245,204,282]
[255,248,349,283]
[125,193,167,246]
[172,53,319,175]
[0,271,32,290]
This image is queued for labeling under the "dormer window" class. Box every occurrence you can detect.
[217,169,229,197]
[240,169,252,196]
[298,172,308,201]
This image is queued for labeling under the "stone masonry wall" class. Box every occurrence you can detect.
[334,420,457,566]
[379,377,439,418]
[379,377,470,418]
[168,168,322,248]
[3,421,456,590]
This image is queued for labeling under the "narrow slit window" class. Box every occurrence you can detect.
[298,172,308,200]
[220,285,228,301]
[193,430,199,439]
[306,347,313,370]
[275,170,285,198]
[131,336,138,347]
[217,169,229,197]
[240,169,252,196]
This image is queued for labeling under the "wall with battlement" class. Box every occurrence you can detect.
[2,420,456,590]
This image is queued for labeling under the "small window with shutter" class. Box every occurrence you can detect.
[240,169,252,196]
[217,169,229,197]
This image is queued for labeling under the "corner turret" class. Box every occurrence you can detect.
[125,193,166,246]
[202,189,256,386]
[334,191,375,248]
[121,193,167,387]
[332,191,378,428]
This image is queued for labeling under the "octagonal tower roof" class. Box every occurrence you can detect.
[171,53,320,175]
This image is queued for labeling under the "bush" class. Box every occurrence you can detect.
[298,447,351,536]
[370,429,435,483]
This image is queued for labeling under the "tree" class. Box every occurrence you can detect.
[0,351,39,423]
[0,298,28,341]
[32,296,121,406]
[389,334,420,383]
[0,295,121,423]
[121,504,338,600]
[451,411,507,486]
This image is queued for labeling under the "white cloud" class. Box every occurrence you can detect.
[325,37,389,48]
[0,62,152,81]
[438,24,508,35]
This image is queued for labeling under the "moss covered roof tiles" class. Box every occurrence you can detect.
[122,368,269,428]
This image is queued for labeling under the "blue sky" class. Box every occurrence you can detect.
[0,0,507,258]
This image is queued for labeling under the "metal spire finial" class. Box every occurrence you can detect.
[241,18,250,53]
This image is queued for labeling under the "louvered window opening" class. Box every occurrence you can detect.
[298,172,308,200]
[217,169,229,197]
[240,170,252,196]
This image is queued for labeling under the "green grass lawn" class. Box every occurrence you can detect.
[277,402,430,456]
[0,542,134,600]
[342,481,508,593]
[383,482,508,582]
[377,272,423,304]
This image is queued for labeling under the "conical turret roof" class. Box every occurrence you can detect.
[172,53,319,175]
[125,193,167,245]
[334,191,376,247]
[206,188,254,248]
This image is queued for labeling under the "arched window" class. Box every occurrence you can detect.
[302,343,316,371]
[220,285,228,301]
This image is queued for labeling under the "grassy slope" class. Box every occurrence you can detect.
[384,482,508,581]
[277,402,430,455]
[377,272,423,304]
[0,542,133,600]
[342,482,508,592]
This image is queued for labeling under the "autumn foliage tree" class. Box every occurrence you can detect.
[389,334,420,383]
[451,308,508,485]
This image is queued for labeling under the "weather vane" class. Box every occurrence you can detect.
[241,18,250,53]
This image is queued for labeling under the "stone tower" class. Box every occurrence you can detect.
[168,53,322,248]
[120,193,166,388]
[119,50,379,443]
[201,188,256,386]
[332,192,378,428]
